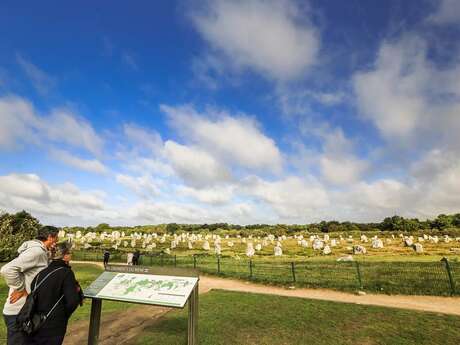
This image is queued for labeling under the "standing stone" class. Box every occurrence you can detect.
[214,243,222,256]
[274,245,283,256]
[413,243,424,253]
[371,238,384,249]
[353,245,367,255]
[313,239,324,250]
[404,238,413,247]
[246,243,255,257]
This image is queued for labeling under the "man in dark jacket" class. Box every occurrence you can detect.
[103,250,110,267]
[132,250,140,266]
[24,241,82,345]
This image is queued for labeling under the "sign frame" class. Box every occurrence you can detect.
[84,264,199,345]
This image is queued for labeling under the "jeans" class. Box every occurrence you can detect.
[24,335,65,345]
[3,314,24,345]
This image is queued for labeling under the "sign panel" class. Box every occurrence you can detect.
[84,266,199,308]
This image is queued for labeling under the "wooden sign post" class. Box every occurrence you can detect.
[84,265,199,345]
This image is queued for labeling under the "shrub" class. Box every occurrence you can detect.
[0,211,41,262]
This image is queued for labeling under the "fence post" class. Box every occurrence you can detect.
[249,259,253,279]
[160,253,164,266]
[355,261,363,290]
[217,256,221,274]
[291,262,296,283]
[193,255,197,269]
[441,257,456,296]
[174,255,177,267]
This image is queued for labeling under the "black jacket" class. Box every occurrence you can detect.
[28,260,81,337]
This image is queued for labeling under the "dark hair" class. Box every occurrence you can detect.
[53,241,72,259]
[36,226,59,241]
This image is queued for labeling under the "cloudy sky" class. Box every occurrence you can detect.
[1,0,459,226]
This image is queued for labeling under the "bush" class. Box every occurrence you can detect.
[0,211,41,262]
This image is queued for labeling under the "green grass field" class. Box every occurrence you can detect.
[73,250,460,296]
[135,290,460,345]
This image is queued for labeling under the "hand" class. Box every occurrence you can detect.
[10,289,28,304]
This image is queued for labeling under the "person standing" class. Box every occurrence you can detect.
[126,252,133,265]
[24,241,82,345]
[103,250,110,267]
[1,226,59,345]
[132,250,140,266]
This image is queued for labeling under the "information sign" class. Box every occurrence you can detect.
[83,264,199,345]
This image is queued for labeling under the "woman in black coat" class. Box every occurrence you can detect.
[25,241,82,345]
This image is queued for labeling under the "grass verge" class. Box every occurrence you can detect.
[134,289,460,345]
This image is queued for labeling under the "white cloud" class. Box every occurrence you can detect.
[191,0,319,81]
[130,201,213,224]
[16,54,57,95]
[0,95,104,156]
[353,35,460,148]
[0,96,41,149]
[123,123,163,154]
[51,149,108,174]
[429,0,460,24]
[320,156,368,186]
[123,157,174,177]
[242,175,329,221]
[318,128,368,185]
[162,104,283,173]
[177,185,234,205]
[348,179,408,210]
[127,199,263,225]
[0,174,107,220]
[409,150,460,215]
[164,140,230,187]
[116,174,161,198]
[43,109,104,156]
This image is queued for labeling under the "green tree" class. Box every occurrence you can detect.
[166,223,179,234]
[0,210,41,261]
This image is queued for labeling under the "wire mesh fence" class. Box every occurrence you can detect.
[72,250,459,296]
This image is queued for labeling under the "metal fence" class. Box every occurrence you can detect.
[72,250,459,296]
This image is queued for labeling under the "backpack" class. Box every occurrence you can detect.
[16,267,65,335]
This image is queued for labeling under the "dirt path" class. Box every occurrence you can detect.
[64,305,170,345]
[198,275,460,316]
[65,261,460,345]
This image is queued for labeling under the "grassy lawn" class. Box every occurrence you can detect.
[72,251,460,296]
[0,263,132,343]
[135,290,460,345]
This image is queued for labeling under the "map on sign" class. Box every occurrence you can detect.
[85,271,198,308]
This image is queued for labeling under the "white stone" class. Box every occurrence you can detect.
[371,239,384,249]
[246,243,255,257]
[353,245,367,255]
[414,243,424,253]
[274,245,283,256]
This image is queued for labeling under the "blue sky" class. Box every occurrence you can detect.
[0,0,459,226]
